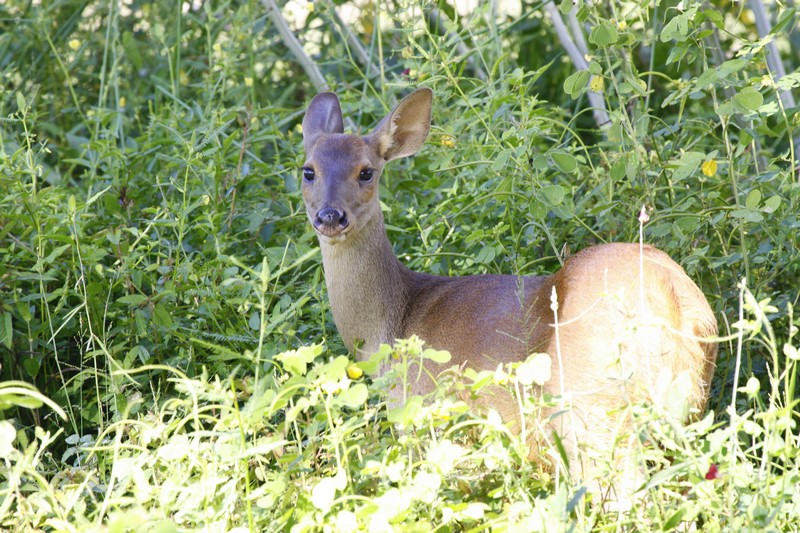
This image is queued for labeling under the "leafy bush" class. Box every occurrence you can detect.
[1,0,798,530]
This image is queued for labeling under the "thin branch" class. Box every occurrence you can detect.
[324,0,376,77]
[543,1,610,129]
[262,0,358,131]
[262,0,328,92]
[750,0,795,109]
[750,0,799,178]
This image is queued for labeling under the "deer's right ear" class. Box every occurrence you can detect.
[302,93,345,153]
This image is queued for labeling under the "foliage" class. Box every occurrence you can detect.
[0,0,799,530]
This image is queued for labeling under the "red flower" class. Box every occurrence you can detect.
[705,463,720,480]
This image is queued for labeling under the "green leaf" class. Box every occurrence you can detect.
[670,151,704,181]
[563,70,589,99]
[275,344,324,376]
[762,195,781,213]
[745,189,762,210]
[734,87,764,112]
[152,303,173,329]
[539,185,565,206]
[336,383,368,408]
[117,294,148,306]
[694,69,718,91]
[491,149,512,172]
[664,509,687,530]
[718,58,748,78]
[422,348,452,364]
[21,357,40,378]
[590,22,618,47]
[529,198,547,221]
[551,151,578,173]
[387,396,424,426]
[730,209,764,223]
[16,92,26,114]
[0,312,11,349]
[702,9,724,29]
[475,244,496,265]
[121,31,144,71]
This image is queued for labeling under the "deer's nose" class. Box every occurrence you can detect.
[315,207,348,232]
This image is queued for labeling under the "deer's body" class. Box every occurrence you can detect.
[300,88,718,491]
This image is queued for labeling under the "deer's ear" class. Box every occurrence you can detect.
[368,88,432,161]
[303,92,344,153]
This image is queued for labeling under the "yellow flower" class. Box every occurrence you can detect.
[118,96,126,108]
[617,20,628,31]
[346,364,363,380]
[590,75,604,93]
[244,77,253,87]
[179,70,190,85]
[701,159,717,177]
[68,39,80,51]
[440,135,455,148]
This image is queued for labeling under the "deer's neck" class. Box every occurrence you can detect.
[318,212,412,358]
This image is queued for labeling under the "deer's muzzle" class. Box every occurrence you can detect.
[313,207,349,237]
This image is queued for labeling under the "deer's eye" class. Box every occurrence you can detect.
[302,167,315,182]
[358,168,374,182]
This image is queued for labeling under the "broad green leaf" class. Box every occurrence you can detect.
[551,151,577,173]
[152,303,173,329]
[702,9,724,29]
[248,310,261,331]
[16,92,26,114]
[422,348,452,364]
[563,70,589,99]
[475,244,496,265]
[117,294,148,306]
[590,22,618,47]
[745,189,762,210]
[694,69,718,91]
[730,209,764,223]
[529,198,547,221]
[21,357,40,378]
[387,395,424,426]
[763,195,781,213]
[336,383,368,408]
[718,58,748,78]
[491,149,512,172]
[274,344,324,376]
[671,151,704,181]
[734,87,764,112]
[539,185,564,206]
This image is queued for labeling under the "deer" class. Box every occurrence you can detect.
[299,87,718,501]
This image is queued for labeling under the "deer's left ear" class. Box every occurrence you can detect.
[303,92,345,153]
[368,88,432,161]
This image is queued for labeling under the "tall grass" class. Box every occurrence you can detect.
[1,0,798,530]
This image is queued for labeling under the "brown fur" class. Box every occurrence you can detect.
[300,89,718,494]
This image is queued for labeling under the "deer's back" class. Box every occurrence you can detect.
[399,242,717,411]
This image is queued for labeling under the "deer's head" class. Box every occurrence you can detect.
[300,88,432,243]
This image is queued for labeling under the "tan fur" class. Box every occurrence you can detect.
[301,89,718,493]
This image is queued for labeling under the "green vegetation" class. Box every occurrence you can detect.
[1,0,798,530]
